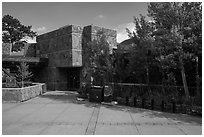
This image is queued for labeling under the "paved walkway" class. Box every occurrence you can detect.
[2,91,202,135]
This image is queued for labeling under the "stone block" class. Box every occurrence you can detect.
[42,84,47,93]
[25,43,36,57]
[72,25,83,33]
[2,83,46,102]
[59,25,83,34]
[72,49,82,67]
[72,33,82,50]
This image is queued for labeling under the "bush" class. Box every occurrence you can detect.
[15,62,33,88]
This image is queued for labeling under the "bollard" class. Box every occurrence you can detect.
[101,86,104,102]
[161,100,165,111]
[126,97,129,106]
[134,97,137,107]
[142,98,145,108]
[172,101,176,113]
[151,99,154,110]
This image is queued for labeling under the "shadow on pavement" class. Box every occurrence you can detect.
[37,91,202,125]
[38,91,98,108]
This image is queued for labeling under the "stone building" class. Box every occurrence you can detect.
[2,25,117,91]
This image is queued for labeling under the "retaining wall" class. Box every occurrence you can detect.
[2,83,47,102]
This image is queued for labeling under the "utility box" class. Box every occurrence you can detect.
[89,86,104,103]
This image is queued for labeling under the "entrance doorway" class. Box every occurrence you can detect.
[67,67,80,90]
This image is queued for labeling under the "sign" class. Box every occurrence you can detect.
[6,76,17,88]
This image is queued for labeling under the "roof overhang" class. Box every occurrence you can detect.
[2,56,48,67]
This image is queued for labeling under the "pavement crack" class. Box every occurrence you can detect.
[85,105,96,134]
[128,110,141,135]
[85,104,100,135]
[162,114,187,135]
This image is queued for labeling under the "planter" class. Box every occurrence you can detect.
[2,83,47,102]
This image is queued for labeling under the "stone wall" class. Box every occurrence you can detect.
[25,43,36,57]
[36,24,117,91]
[36,25,83,67]
[36,25,83,90]
[2,83,46,102]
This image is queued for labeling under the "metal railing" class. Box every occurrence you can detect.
[109,82,202,106]
[107,82,201,115]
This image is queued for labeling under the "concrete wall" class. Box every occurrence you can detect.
[2,83,46,102]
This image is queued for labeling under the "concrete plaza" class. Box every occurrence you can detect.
[2,91,202,135]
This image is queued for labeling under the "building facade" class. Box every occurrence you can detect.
[12,24,117,91]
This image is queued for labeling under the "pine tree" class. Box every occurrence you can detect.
[15,62,33,87]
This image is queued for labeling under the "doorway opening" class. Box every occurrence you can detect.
[67,67,81,90]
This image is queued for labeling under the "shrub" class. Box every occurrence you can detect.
[15,62,33,87]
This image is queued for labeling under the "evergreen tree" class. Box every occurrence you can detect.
[15,62,33,87]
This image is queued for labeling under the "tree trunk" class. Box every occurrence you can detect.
[196,56,200,97]
[180,64,189,101]
[22,74,24,88]
[146,65,151,96]
[161,70,166,101]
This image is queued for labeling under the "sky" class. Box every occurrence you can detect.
[2,2,149,43]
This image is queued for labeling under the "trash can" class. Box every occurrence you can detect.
[89,86,104,103]
[103,85,113,102]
